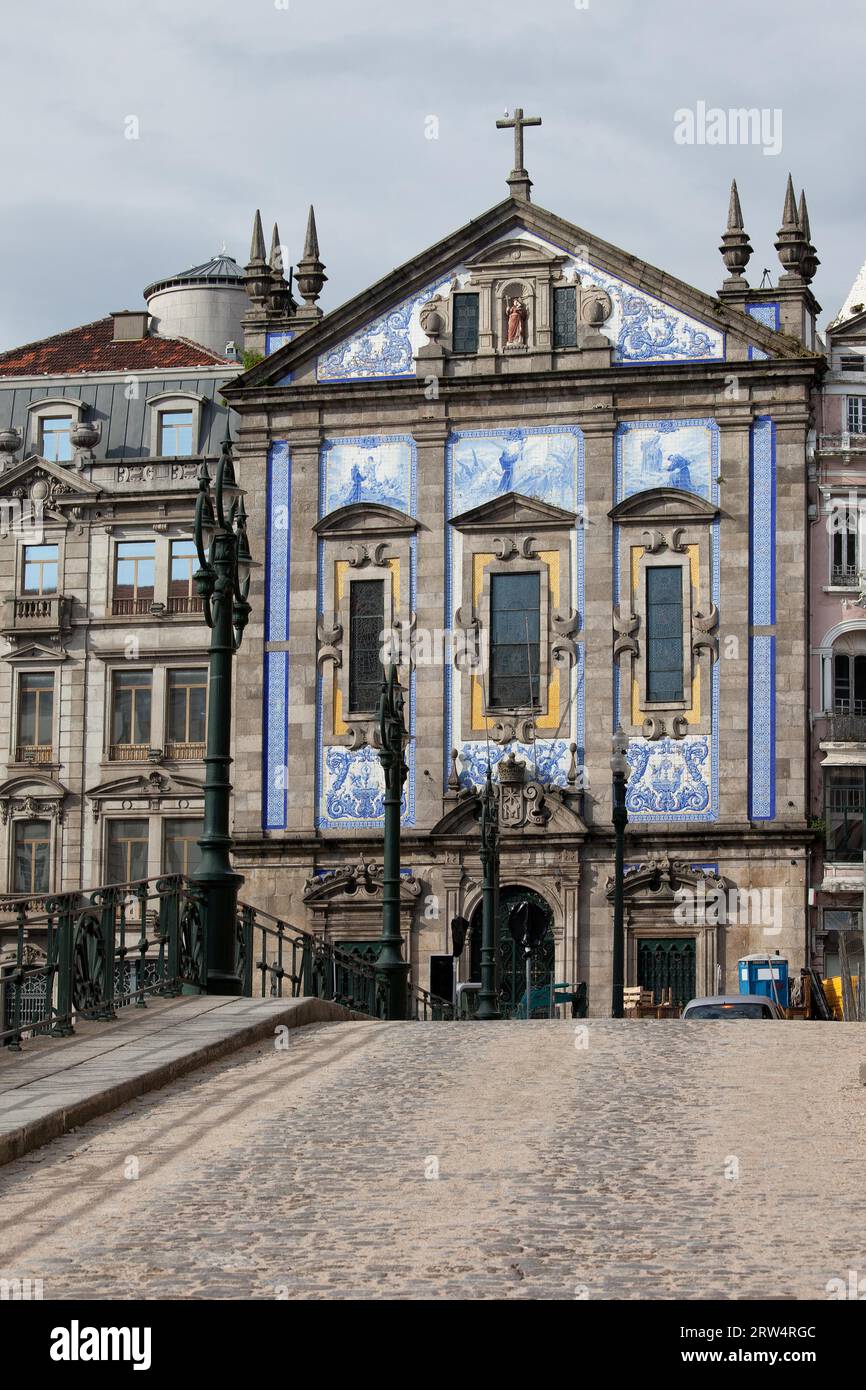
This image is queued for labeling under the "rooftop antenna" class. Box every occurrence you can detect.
[760,267,773,288]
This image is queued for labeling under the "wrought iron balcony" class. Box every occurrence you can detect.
[823,711,866,742]
[164,740,205,760]
[166,595,204,614]
[831,564,859,586]
[107,743,153,762]
[1,594,71,637]
[819,432,866,454]
[111,596,154,616]
[13,744,53,766]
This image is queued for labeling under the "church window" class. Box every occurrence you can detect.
[825,768,866,863]
[846,397,866,434]
[646,566,684,703]
[39,416,73,462]
[553,286,577,348]
[348,579,385,714]
[13,820,50,894]
[832,652,866,714]
[452,294,479,353]
[106,818,149,885]
[489,572,540,710]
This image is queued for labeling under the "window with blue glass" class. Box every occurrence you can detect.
[39,416,72,462]
[452,293,479,354]
[489,571,540,710]
[646,566,684,702]
[23,544,58,595]
[159,409,194,456]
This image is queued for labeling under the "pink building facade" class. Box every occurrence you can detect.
[809,264,866,985]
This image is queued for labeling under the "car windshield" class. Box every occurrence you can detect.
[687,1002,771,1019]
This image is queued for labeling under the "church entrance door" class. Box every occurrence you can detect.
[637,937,696,1009]
[470,886,555,1016]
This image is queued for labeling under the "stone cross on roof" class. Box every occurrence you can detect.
[496,107,542,202]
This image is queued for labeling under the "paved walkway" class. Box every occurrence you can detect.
[1,1018,865,1299]
[0,994,357,1165]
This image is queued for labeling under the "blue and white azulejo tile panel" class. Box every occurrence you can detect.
[615,419,719,503]
[319,434,416,515]
[318,743,415,829]
[263,440,291,830]
[456,740,573,791]
[317,277,452,381]
[748,416,776,820]
[625,737,712,818]
[450,425,582,514]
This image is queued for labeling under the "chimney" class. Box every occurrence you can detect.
[112,310,150,342]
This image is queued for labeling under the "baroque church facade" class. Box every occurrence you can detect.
[226,120,822,1014]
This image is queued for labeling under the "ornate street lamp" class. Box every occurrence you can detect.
[476,765,501,1020]
[377,663,410,1019]
[610,724,631,1019]
[191,422,254,994]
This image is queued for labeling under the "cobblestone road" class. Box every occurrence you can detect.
[1,1019,865,1300]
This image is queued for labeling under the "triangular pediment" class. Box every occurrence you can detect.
[2,640,70,663]
[827,309,866,341]
[228,196,803,396]
[314,502,419,538]
[450,489,577,532]
[86,770,203,802]
[609,488,719,523]
[0,454,102,500]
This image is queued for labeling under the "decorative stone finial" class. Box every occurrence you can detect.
[294,205,327,317]
[719,179,753,285]
[775,174,808,281]
[798,190,819,284]
[244,209,270,309]
[267,222,293,313]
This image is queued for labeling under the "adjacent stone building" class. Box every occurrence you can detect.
[225,122,824,1015]
[808,257,866,997]
[0,258,246,922]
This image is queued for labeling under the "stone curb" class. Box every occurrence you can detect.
[0,996,366,1168]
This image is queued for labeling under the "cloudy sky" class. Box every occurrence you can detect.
[1,0,861,350]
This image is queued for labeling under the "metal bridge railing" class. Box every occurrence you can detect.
[237,902,385,1018]
[0,876,205,1050]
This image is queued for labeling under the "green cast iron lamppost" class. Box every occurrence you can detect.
[377,663,410,1019]
[610,724,631,1019]
[476,765,501,1021]
[191,423,254,995]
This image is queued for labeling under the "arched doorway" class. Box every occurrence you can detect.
[469,885,556,1016]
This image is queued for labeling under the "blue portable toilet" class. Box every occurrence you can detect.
[737,953,790,1008]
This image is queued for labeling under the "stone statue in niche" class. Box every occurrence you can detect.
[505,296,528,346]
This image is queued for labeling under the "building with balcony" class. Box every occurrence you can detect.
[0,258,248,904]
[809,257,866,984]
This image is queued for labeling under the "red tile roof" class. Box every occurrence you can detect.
[0,316,233,377]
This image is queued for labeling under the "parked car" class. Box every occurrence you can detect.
[682,993,786,1020]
